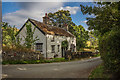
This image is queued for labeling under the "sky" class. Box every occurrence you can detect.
[2,2,95,30]
[0,0,1,22]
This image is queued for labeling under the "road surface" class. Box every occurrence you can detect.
[2,57,102,78]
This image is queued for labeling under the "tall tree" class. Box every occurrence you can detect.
[48,10,89,50]
[72,25,89,50]
[2,22,18,47]
[87,31,98,48]
[48,10,75,33]
[80,2,120,36]
[80,2,120,76]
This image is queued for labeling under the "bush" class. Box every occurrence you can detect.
[64,50,72,60]
[54,54,58,58]
[53,58,66,62]
[99,30,120,73]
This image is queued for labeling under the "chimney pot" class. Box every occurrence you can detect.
[45,13,47,16]
[43,13,49,25]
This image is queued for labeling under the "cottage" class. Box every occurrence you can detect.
[16,13,76,58]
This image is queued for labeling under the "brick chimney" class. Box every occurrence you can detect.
[43,13,49,25]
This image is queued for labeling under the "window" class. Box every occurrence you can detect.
[51,36,55,42]
[51,45,55,53]
[58,45,60,52]
[36,43,43,52]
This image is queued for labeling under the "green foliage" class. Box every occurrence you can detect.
[53,58,66,62]
[61,40,68,50]
[80,2,120,76]
[89,64,111,79]
[99,29,120,73]
[92,53,100,57]
[2,60,42,64]
[24,23,39,48]
[80,2,120,36]
[2,22,18,46]
[72,25,89,50]
[87,31,99,48]
[48,10,75,33]
[16,35,22,46]
[2,58,67,65]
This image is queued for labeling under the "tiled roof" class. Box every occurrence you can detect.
[29,18,75,37]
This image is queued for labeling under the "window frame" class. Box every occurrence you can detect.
[51,45,55,53]
[36,43,43,52]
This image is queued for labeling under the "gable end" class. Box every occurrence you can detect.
[15,18,46,36]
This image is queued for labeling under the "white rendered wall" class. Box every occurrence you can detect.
[46,34,76,58]
[17,21,47,58]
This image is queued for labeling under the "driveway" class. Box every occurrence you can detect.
[2,57,102,78]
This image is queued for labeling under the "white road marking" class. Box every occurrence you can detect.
[2,74,8,78]
[17,68,27,71]
[53,68,59,71]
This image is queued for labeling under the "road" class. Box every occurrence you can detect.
[2,57,102,78]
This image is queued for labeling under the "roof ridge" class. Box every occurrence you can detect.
[27,18,75,37]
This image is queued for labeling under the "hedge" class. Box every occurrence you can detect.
[99,29,120,74]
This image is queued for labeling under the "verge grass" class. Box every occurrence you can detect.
[89,64,112,80]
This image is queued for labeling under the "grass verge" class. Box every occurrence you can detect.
[89,64,112,80]
[2,56,100,65]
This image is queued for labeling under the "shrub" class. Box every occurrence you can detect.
[64,50,72,60]
[99,30,120,73]
[53,58,66,62]
[61,40,68,49]
[54,54,58,58]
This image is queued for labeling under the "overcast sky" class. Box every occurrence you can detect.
[2,2,95,30]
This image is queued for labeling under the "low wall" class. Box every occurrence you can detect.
[65,50,98,59]
[2,51,44,61]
